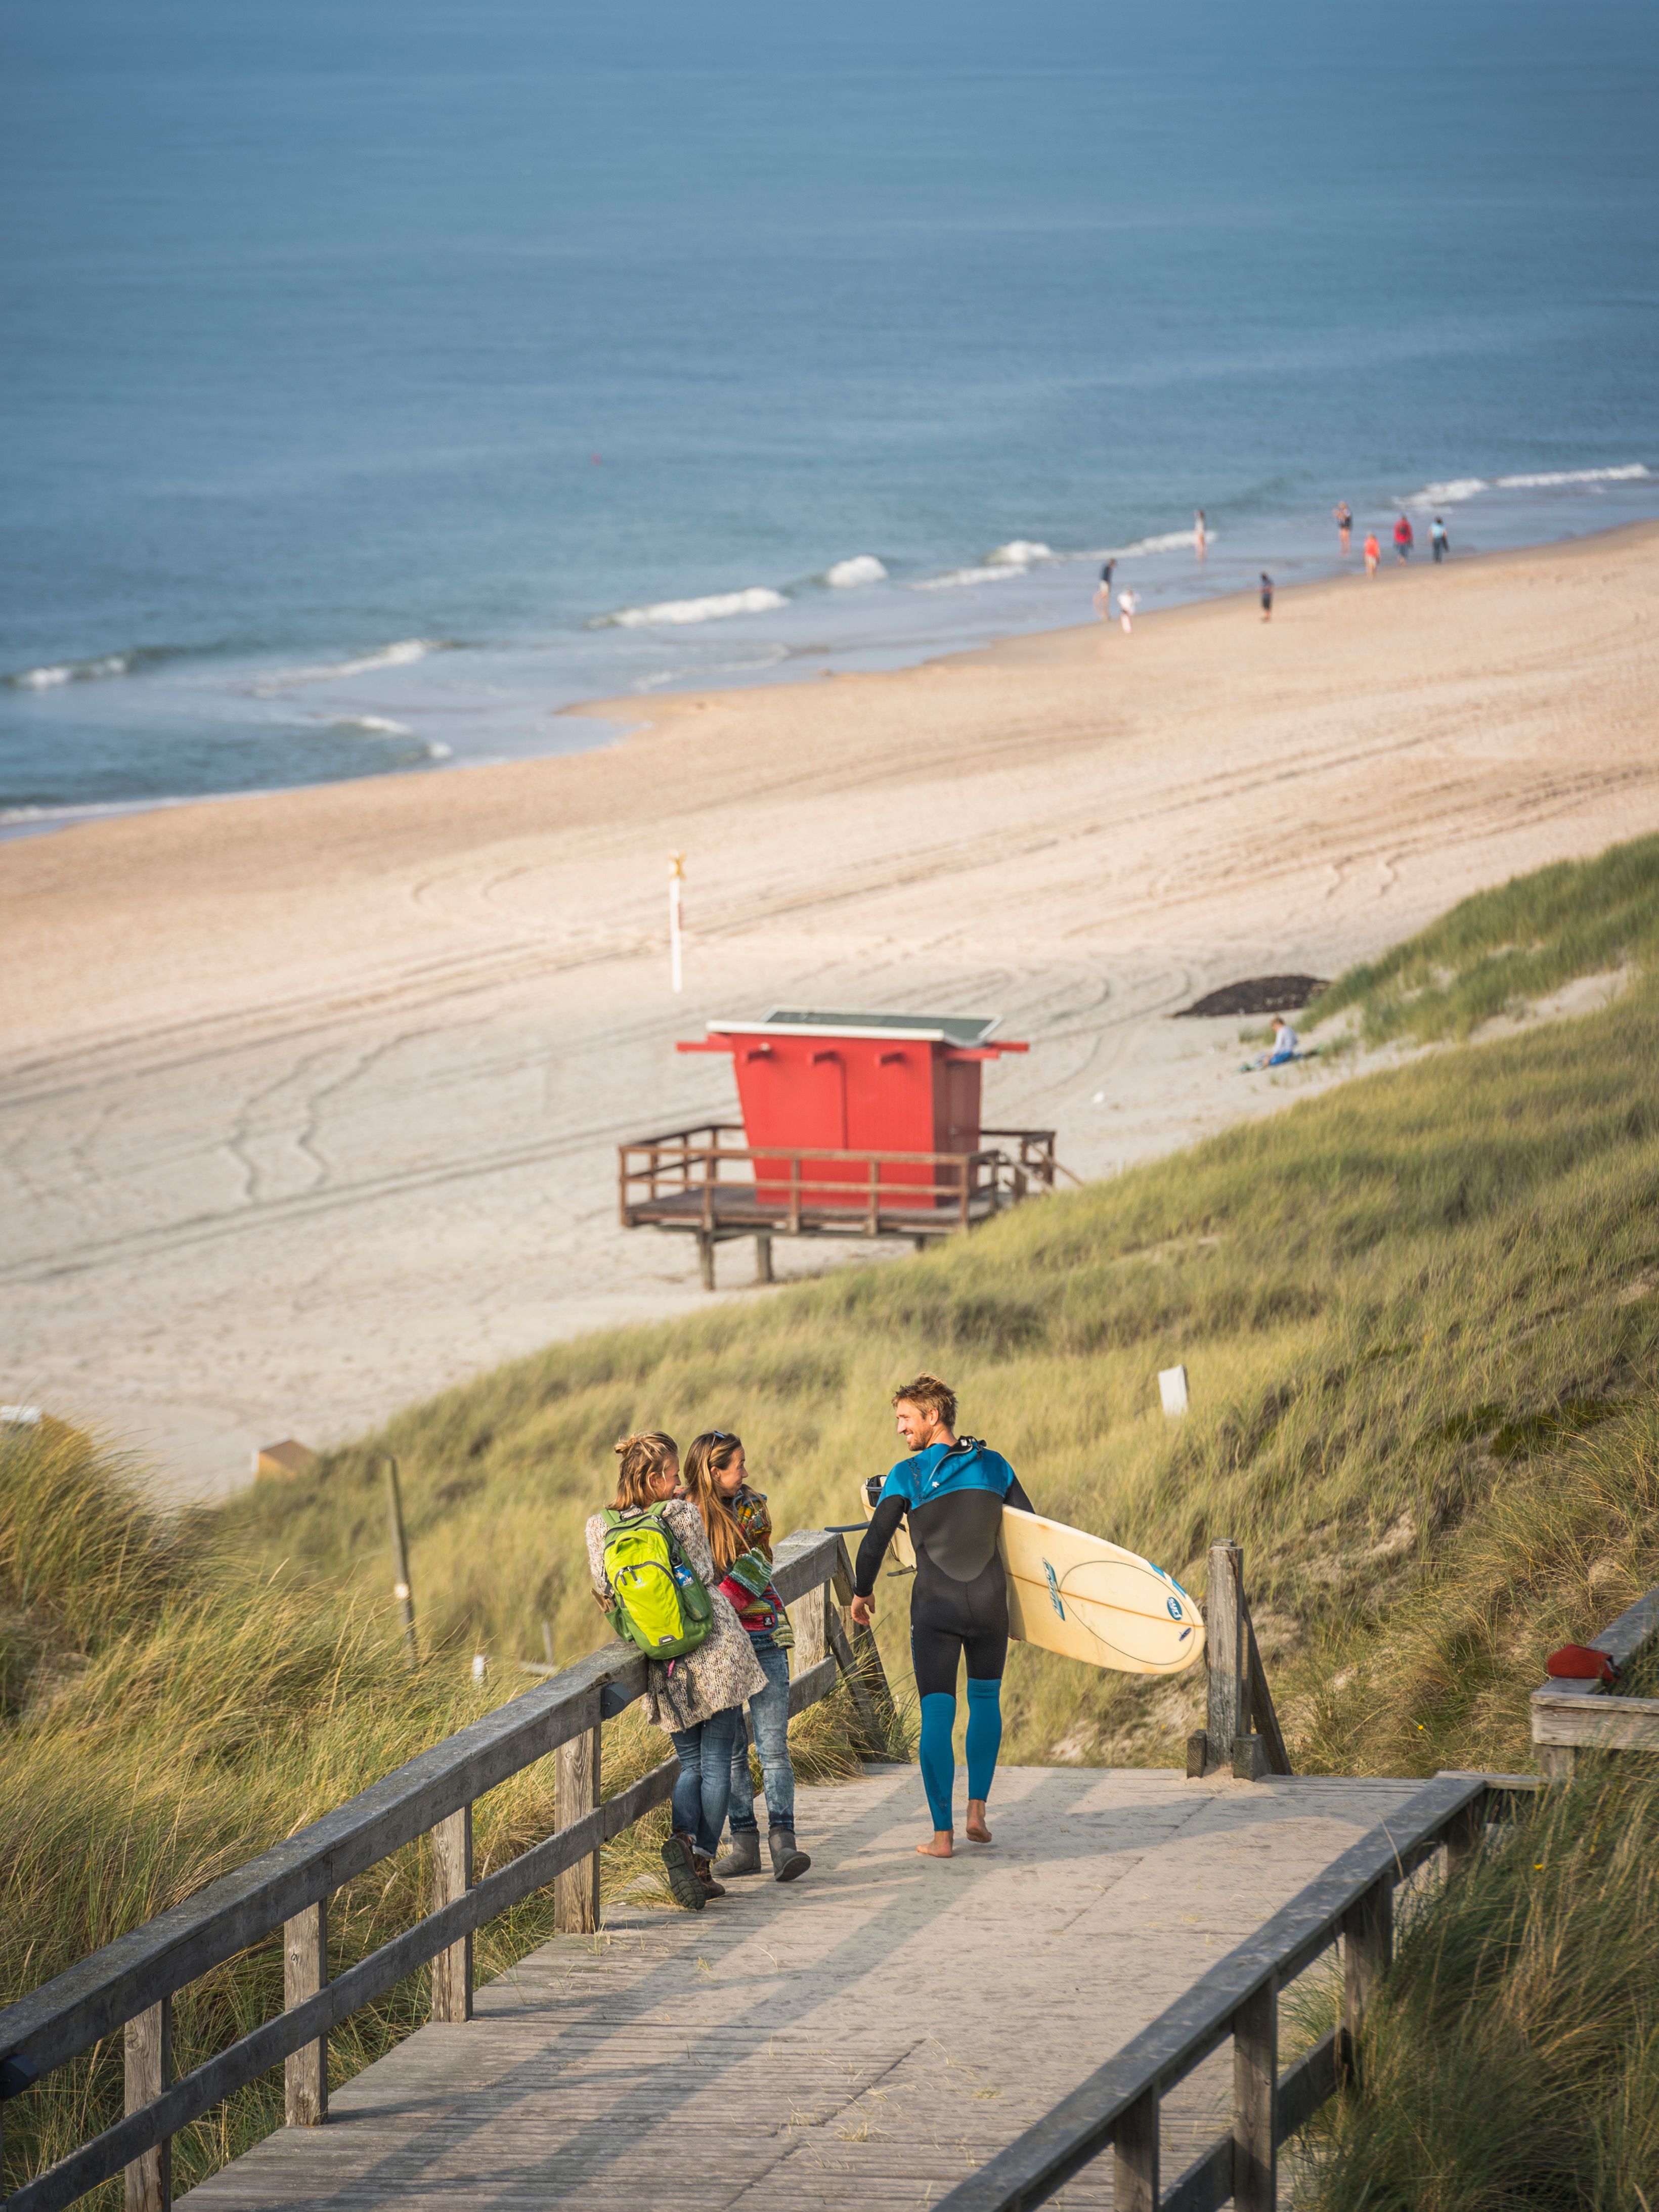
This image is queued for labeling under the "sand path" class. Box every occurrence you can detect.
[4,525,1657,1498]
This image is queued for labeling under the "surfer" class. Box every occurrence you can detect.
[850,1375,1033,1858]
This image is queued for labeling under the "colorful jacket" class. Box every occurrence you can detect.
[718,1484,790,1640]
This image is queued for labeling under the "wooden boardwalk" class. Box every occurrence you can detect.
[182,1765,1426,2212]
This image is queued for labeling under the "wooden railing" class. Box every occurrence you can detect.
[0,1532,897,2212]
[1531,1578,1659,1778]
[618,1123,1057,1233]
[931,1768,1537,2212]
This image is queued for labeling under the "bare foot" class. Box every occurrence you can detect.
[916,1830,954,1859]
[965,1800,993,1844]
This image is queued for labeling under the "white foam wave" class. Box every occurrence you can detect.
[987,539,1055,566]
[823,555,887,588]
[599,587,789,629]
[1403,463,1650,508]
[911,539,1060,592]
[254,639,441,692]
[333,715,413,736]
[425,741,453,760]
[7,653,130,689]
[1110,527,1213,558]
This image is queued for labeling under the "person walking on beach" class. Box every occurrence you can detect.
[1094,558,1115,621]
[1393,513,1414,563]
[1363,530,1380,578]
[587,1432,766,1910]
[1194,509,1207,560]
[1118,586,1139,635]
[679,1429,811,1885]
[1431,515,1450,563]
[852,1377,1033,1858]
[1334,501,1352,555]
[1260,572,1274,622]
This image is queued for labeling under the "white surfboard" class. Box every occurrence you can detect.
[853,1480,1204,1677]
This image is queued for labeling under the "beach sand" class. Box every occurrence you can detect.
[5,525,1658,1499]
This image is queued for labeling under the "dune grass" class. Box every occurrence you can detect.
[1300,1774,1659,2211]
[1307,829,1659,1043]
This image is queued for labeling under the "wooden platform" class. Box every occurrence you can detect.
[180,1764,1427,2212]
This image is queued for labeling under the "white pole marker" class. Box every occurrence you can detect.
[1159,1364,1190,1417]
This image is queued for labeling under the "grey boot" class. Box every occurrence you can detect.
[768,1828,811,1882]
[715,1828,763,1880]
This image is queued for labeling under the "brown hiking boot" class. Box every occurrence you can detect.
[661,1830,707,1912]
[693,1855,726,1900]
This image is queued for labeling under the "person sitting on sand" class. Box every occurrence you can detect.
[851,1375,1034,1860]
[1255,1014,1298,1068]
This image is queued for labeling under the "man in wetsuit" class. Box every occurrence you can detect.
[849,1374,1033,1859]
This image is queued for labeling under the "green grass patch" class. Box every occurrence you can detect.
[1308,829,1659,1043]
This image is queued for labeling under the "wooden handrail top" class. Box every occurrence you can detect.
[0,1528,843,2090]
[931,1771,1508,2212]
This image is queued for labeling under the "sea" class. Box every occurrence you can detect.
[3,0,1658,827]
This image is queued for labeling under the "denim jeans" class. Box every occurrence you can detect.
[727,1634,796,1834]
[668,1706,740,1859]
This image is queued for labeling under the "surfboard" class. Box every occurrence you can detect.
[853,1479,1203,1676]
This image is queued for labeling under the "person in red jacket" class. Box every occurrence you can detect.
[1393,513,1414,563]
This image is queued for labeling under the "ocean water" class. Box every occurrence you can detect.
[3,0,1657,822]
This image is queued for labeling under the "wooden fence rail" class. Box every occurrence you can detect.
[1530,1579,1659,1779]
[0,1530,897,2212]
[931,1768,1537,2212]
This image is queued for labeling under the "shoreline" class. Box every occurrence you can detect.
[7,507,1658,844]
[6,520,1659,1499]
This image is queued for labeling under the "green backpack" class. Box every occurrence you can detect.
[600,1506,714,1660]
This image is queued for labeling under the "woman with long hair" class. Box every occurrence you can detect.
[680,1430,809,1882]
[585,1431,765,1910]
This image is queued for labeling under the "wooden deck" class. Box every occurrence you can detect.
[180,1764,1427,2212]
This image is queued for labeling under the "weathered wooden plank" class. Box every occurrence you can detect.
[1111,2087,1158,2212]
[553,1721,601,1936]
[1530,1688,1659,1751]
[1162,2133,1232,2212]
[281,1901,326,2127]
[1204,1540,1243,1776]
[786,1656,839,1717]
[927,1773,1482,2212]
[122,2002,169,2212]
[1590,1584,1659,1670]
[427,1807,471,2023]
[1277,2027,1338,2142]
[1231,1977,1276,2212]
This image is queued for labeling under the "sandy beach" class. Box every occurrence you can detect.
[5,524,1658,1499]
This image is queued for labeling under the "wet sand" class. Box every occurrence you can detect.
[5,524,1657,1497]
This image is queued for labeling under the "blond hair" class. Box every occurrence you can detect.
[680,1431,747,1571]
[891,1374,957,1432]
[612,1431,679,1511]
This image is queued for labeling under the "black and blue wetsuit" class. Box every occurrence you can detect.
[855,1439,1033,1833]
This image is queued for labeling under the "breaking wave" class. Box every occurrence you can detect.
[596,586,790,628]
[3,644,185,690]
[331,715,413,736]
[1402,463,1650,507]
[823,555,887,588]
[911,539,1057,591]
[253,639,445,692]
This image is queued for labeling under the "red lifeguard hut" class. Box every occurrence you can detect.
[618,1008,1058,1289]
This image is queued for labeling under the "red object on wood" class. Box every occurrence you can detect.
[1545,1644,1620,1682]
[677,1008,1027,1208]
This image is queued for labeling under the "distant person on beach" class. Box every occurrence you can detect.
[1194,509,1207,559]
[1363,530,1380,577]
[1334,501,1352,554]
[1394,514,1414,563]
[1431,516,1450,563]
[1093,559,1115,620]
[1260,572,1274,622]
[1118,587,1139,634]
[852,1375,1034,1858]
[1251,1015,1298,1069]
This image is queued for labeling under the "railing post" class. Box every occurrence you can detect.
[1232,1974,1277,2212]
[1113,2084,1159,2212]
[1340,1875,1392,2081]
[867,1156,879,1235]
[429,1805,473,2022]
[123,1998,171,2212]
[1193,1538,1244,1776]
[788,1155,801,1234]
[555,1719,603,1934]
[283,1897,328,2125]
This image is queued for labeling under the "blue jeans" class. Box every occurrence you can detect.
[727,1634,797,1834]
[669,1707,740,1859]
